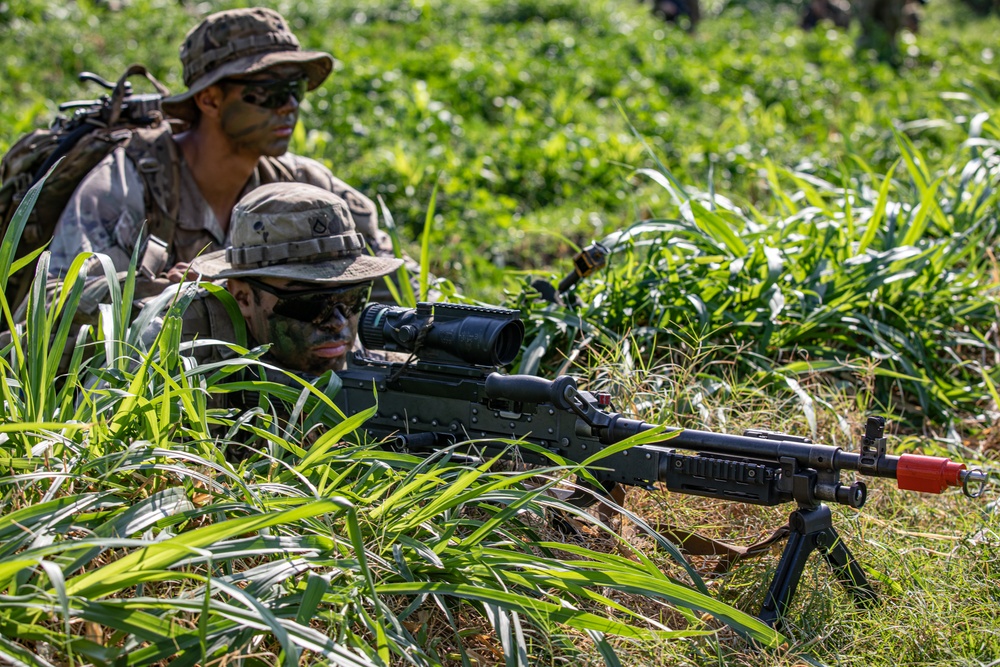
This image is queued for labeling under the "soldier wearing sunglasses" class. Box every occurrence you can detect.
[172,183,403,375]
[48,8,398,321]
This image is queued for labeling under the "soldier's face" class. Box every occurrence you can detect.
[218,64,307,157]
[228,277,367,374]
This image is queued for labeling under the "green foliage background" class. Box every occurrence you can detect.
[3,0,999,294]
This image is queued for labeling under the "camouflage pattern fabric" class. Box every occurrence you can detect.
[48,145,395,315]
[49,147,389,279]
[139,285,241,369]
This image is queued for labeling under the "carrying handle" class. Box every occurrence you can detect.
[107,64,171,127]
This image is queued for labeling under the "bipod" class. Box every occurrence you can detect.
[759,503,876,626]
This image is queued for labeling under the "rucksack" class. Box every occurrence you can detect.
[0,64,179,308]
[1,63,318,314]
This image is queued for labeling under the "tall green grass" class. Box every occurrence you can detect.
[1,2,998,663]
[0,181,782,666]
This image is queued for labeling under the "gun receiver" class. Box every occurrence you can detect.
[336,302,987,625]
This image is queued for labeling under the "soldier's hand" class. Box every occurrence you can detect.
[165,262,191,283]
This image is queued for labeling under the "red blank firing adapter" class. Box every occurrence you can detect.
[896,454,966,494]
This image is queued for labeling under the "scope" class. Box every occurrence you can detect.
[359,302,524,367]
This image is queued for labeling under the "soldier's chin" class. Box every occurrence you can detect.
[262,141,291,157]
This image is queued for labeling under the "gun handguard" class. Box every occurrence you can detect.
[481,372,986,500]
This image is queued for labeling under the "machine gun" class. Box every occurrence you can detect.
[529,240,609,305]
[334,302,988,626]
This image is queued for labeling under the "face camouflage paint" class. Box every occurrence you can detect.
[244,279,370,324]
[264,307,357,373]
[218,72,304,156]
[223,77,308,110]
[239,278,370,373]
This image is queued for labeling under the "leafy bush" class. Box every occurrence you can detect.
[2,0,1000,297]
[518,117,1000,424]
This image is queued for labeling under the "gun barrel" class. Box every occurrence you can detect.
[615,420,859,470]
[617,421,972,495]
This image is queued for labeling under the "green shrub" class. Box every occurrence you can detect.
[518,119,1000,423]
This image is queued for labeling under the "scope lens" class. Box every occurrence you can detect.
[490,320,522,366]
[359,303,395,351]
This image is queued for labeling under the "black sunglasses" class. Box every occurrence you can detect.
[245,278,370,324]
[223,77,309,110]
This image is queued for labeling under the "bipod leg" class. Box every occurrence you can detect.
[758,504,874,626]
[818,524,877,607]
[759,507,821,626]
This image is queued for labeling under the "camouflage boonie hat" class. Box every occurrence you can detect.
[190,183,403,283]
[161,7,335,122]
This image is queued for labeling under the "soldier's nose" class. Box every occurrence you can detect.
[276,93,299,113]
[318,306,348,331]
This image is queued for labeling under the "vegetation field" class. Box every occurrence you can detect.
[1,0,999,665]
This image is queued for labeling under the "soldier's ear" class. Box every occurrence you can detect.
[193,85,226,119]
[227,278,254,311]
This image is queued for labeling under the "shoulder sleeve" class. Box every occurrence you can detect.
[48,148,147,278]
[158,286,240,366]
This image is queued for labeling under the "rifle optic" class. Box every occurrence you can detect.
[359,302,524,367]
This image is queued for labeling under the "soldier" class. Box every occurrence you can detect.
[159,183,403,375]
[47,7,394,318]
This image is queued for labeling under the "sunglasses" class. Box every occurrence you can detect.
[224,77,309,110]
[245,278,370,324]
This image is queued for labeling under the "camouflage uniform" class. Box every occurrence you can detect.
[142,285,242,369]
[46,7,396,316]
[48,144,392,312]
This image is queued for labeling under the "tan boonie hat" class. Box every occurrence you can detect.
[161,7,335,122]
[190,183,403,283]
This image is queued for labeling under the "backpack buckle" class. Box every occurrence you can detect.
[136,157,162,174]
[139,234,170,279]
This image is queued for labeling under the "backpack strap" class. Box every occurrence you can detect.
[113,64,177,248]
[124,123,182,250]
[255,155,296,184]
